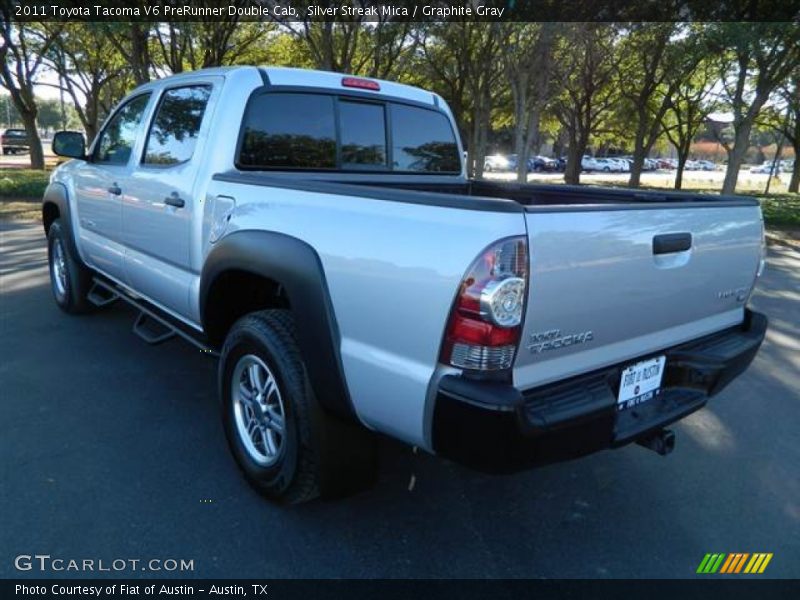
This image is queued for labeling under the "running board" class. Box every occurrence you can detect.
[133,311,176,345]
[87,281,120,308]
[91,277,219,358]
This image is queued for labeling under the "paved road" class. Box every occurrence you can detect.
[1,221,798,579]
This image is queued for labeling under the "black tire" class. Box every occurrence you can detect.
[219,310,377,504]
[47,219,94,314]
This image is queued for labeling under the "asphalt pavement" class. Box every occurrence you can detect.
[1,220,798,579]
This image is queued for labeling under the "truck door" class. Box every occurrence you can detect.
[122,82,216,318]
[72,93,152,280]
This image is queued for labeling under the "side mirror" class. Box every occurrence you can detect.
[52,131,86,159]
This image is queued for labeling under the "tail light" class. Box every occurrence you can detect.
[440,237,529,371]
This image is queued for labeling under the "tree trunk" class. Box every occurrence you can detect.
[564,138,582,185]
[674,142,691,190]
[20,110,45,170]
[130,24,151,85]
[789,153,800,193]
[628,114,648,187]
[524,107,542,165]
[629,155,645,188]
[472,111,485,179]
[513,94,527,183]
[721,121,755,194]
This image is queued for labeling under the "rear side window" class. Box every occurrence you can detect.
[143,85,211,166]
[239,94,336,169]
[237,92,460,174]
[391,104,460,172]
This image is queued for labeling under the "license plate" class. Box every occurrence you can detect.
[617,356,666,410]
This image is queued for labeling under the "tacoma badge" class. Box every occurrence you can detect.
[528,329,594,354]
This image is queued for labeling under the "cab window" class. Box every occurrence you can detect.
[143,85,212,166]
[94,94,151,165]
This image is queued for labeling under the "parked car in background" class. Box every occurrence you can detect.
[684,160,700,170]
[484,154,511,172]
[657,158,674,169]
[529,155,558,172]
[1,128,30,154]
[750,162,781,175]
[581,155,603,171]
[610,158,630,172]
[593,158,623,172]
[697,160,717,171]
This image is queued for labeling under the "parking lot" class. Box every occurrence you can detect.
[484,166,787,193]
[1,220,799,579]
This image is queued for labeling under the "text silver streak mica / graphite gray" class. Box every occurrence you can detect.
[44,66,767,501]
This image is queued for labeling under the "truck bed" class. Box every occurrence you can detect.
[214,171,759,211]
[212,170,764,394]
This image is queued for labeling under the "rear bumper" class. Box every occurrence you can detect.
[432,309,767,473]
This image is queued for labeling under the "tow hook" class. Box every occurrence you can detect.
[636,429,675,456]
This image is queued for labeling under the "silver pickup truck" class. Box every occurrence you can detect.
[44,66,767,504]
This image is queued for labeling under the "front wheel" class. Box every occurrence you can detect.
[47,219,94,314]
[219,310,377,504]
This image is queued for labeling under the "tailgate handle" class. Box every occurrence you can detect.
[653,233,692,255]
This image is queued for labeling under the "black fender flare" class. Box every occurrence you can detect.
[200,230,355,421]
[42,182,84,263]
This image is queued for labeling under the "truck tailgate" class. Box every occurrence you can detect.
[513,204,763,390]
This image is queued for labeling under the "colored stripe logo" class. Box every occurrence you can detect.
[697,553,773,574]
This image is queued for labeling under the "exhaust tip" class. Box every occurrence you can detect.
[636,429,675,456]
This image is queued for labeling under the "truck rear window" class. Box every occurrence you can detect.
[237,92,460,173]
[238,94,336,169]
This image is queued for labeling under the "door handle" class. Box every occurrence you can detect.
[164,193,185,208]
[108,184,122,196]
[653,233,692,255]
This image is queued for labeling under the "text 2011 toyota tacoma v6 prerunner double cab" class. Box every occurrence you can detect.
[43,67,767,504]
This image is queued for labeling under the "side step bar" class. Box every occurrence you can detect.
[91,277,219,358]
[87,281,120,308]
[133,312,176,345]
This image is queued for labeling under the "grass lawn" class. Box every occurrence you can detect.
[754,193,800,228]
[0,168,50,199]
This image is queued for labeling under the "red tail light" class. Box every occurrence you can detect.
[342,77,380,91]
[440,237,528,371]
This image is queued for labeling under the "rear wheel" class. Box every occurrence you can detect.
[47,219,94,314]
[219,310,377,504]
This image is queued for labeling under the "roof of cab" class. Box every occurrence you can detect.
[262,66,437,106]
[132,65,437,107]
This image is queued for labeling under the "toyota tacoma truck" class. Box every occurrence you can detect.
[43,66,768,504]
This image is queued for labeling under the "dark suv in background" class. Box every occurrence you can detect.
[1,129,30,154]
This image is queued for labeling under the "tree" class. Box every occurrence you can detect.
[153,20,269,73]
[500,23,560,182]
[274,11,417,80]
[552,23,619,184]
[0,15,62,168]
[709,23,800,193]
[776,74,800,193]
[36,98,78,132]
[416,23,503,177]
[0,93,21,127]
[660,58,718,189]
[615,23,706,187]
[44,23,125,144]
[102,21,154,85]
